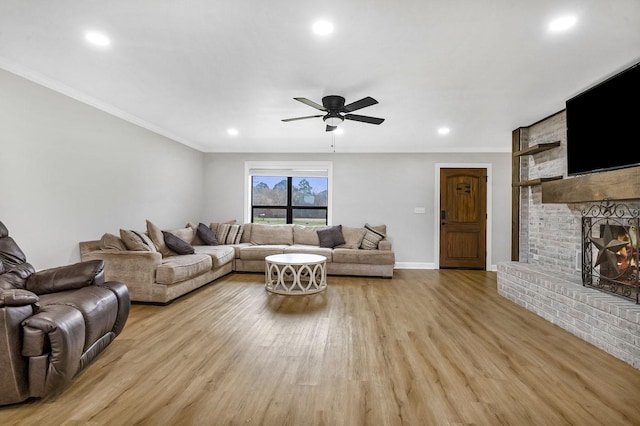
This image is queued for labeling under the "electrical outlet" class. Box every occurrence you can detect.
[414,207,426,214]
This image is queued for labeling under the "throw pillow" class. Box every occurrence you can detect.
[250,224,293,245]
[210,220,237,236]
[317,225,346,248]
[120,229,154,251]
[216,223,243,245]
[146,219,172,256]
[100,233,127,251]
[360,223,386,250]
[197,222,218,245]
[137,232,158,253]
[170,227,195,244]
[293,225,321,245]
[187,222,203,245]
[337,226,367,249]
[162,231,195,255]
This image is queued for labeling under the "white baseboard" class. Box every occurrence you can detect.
[394,263,498,271]
[394,262,437,269]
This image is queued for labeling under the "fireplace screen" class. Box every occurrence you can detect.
[582,200,639,303]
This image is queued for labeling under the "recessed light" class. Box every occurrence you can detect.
[227,128,239,136]
[548,16,577,32]
[312,20,334,36]
[437,127,450,135]
[85,32,110,47]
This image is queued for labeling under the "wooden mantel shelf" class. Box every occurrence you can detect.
[513,141,561,157]
[514,176,563,187]
[542,166,640,203]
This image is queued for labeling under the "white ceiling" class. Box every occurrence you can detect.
[1,1,639,153]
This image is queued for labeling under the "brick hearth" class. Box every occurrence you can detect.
[498,262,640,369]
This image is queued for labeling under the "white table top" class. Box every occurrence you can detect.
[265,253,326,265]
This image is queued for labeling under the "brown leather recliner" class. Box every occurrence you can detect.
[0,221,130,405]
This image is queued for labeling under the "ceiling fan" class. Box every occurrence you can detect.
[281,95,385,132]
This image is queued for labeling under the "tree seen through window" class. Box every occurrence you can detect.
[251,176,328,226]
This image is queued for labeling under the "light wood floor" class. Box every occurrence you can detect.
[2,270,640,425]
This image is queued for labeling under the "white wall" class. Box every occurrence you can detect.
[203,152,512,269]
[0,69,204,269]
[0,68,512,270]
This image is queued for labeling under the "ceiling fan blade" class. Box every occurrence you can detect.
[344,114,385,125]
[342,96,378,112]
[281,115,324,122]
[294,97,327,111]
[326,125,337,132]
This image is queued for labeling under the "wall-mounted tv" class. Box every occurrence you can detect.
[565,61,640,176]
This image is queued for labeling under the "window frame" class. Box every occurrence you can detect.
[245,161,333,225]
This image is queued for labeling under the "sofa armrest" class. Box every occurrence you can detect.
[25,260,106,295]
[378,240,392,251]
[82,250,162,301]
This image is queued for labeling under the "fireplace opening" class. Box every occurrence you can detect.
[582,201,639,303]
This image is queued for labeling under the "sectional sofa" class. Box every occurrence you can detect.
[80,221,395,304]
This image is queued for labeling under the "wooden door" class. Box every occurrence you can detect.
[439,168,487,269]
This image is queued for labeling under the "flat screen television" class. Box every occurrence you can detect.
[565,61,640,176]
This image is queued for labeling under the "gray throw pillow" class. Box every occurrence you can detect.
[317,225,346,248]
[162,231,195,255]
[197,223,218,245]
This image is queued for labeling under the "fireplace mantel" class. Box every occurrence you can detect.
[541,166,640,203]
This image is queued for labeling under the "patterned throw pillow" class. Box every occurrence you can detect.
[360,223,386,250]
[162,231,195,255]
[216,223,243,245]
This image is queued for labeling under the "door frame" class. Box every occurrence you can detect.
[434,163,493,271]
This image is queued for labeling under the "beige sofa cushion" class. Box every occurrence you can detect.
[171,227,195,244]
[239,245,287,260]
[250,224,293,245]
[100,233,127,251]
[284,245,333,261]
[332,248,395,265]
[194,245,235,268]
[337,226,367,249]
[240,223,252,243]
[293,225,321,245]
[156,254,212,285]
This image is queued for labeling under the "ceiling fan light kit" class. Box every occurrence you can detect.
[282,95,385,132]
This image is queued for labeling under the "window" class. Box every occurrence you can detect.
[245,162,332,226]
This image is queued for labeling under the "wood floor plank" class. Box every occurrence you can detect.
[2,269,640,425]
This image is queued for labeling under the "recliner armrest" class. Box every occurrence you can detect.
[25,260,105,295]
[22,304,85,396]
[0,288,39,307]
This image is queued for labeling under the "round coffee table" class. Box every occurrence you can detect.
[265,253,327,295]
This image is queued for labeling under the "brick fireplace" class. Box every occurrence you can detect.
[498,111,640,369]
